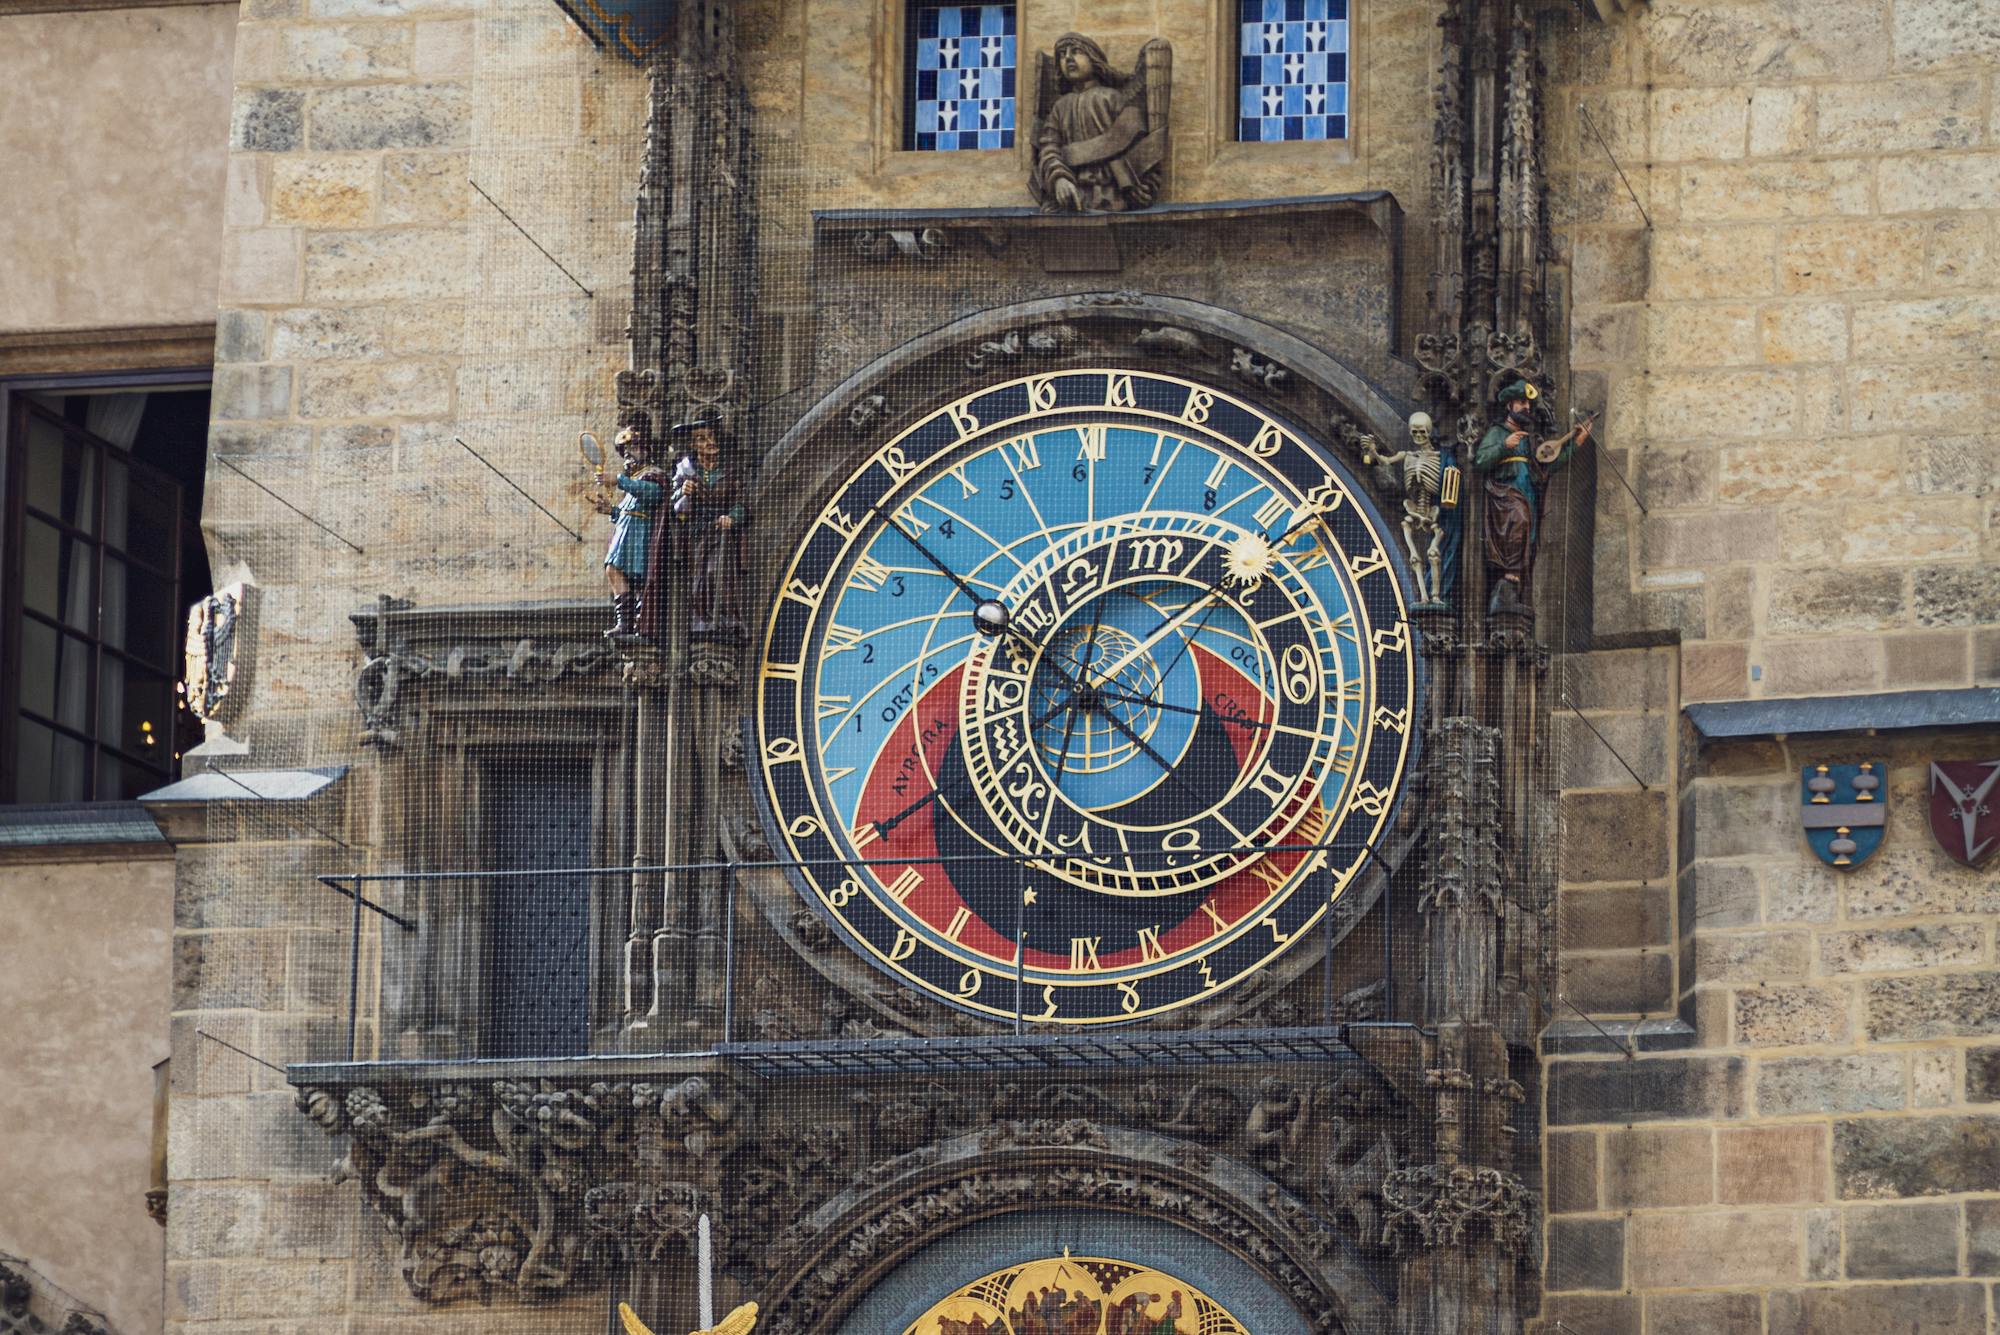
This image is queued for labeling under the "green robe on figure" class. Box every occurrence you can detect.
[1474,416,1574,602]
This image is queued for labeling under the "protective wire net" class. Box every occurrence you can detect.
[171,1,1627,1330]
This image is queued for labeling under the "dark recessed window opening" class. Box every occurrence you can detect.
[4,383,213,803]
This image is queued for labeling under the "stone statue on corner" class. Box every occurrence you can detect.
[594,414,672,639]
[1029,33,1172,213]
[1362,411,1463,609]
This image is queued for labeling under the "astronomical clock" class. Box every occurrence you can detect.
[755,369,1418,1024]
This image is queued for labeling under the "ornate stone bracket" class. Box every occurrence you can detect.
[0,1260,112,1335]
[1380,1162,1534,1255]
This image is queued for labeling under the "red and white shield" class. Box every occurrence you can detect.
[1929,761,2000,869]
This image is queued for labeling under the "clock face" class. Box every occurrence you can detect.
[757,369,1418,1024]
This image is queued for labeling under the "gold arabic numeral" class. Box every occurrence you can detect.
[1199,899,1231,934]
[1262,915,1292,945]
[946,463,980,498]
[1070,936,1103,971]
[893,501,931,537]
[889,928,918,961]
[1003,435,1042,472]
[1249,420,1288,457]
[1027,375,1059,412]
[827,878,862,908]
[1281,641,1317,704]
[1105,373,1137,408]
[1076,423,1108,463]
[957,968,983,999]
[1302,482,1345,516]
[763,736,803,765]
[824,764,857,785]
[821,507,859,538]
[945,907,974,941]
[1198,957,1219,990]
[1252,494,1290,532]
[1248,761,1296,805]
[1346,547,1390,580]
[945,398,981,437]
[847,554,892,592]
[884,867,923,904]
[1348,780,1393,817]
[815,695,853,725]
[1038,985,1059,1020]
[1182,388,1215,424]
[882,446,917,483]
[784,578,825,607]
[823,622,867,656]
[1118,980,1142,1014]
[787,814,823,839]
[1373,705,1409,734]
[1371,623,1410,658]
[1136,925,1167,963]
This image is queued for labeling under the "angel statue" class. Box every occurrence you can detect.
[1029,33,1172,213]
[619,1300,757,1335]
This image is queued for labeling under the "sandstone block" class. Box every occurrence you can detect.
[219,227,301,304]
[1767,1282,1985,1335]
[1681,780,1791,859]
[1884,630,1972,686]
[380,151,471,224]
[1979,628,2000,684]
[272,307,391,361]
[1913,564,2000,628]
[1969,1197,2000,1272]
[172,932,288,1009]
[1559,713,1669,791]
[1682,861,1758,929]
[1852,295,2000,363]
[1756,1052,1904,1115]
[1761,858,1838,924]
[270,156,376,228]
[1765,567,1904,635]
[1902,434,2000,496]
[1650,227,1775,301]
[1546,1216,1624,1292]
[1678,159,1872,222]
[1928,216,1996,288]
[1560,789,1670,883]
[308,83,469,152]
[1968,1047,2000,1102]
[1759,300,1847,364]
[1647,370,1797,440]
[1644,0,1888,83]
[1912,1049,1956,1108]
[1817,73,1982,151]
[1893,0,2000,70]
[1641,509,1781,570]
[1682,640,1748,703]
[215,309,267,364]
[1867,972,2000,1041]
[1715,439,1901,508]
[1805,1206,1840,1279]
[1603,1125,1714,1208]
[169,1183,266,1259]
[1561,951,1675,1016]
[281,23,412,81]
[300,362,451,419]
[1879,151,2000,213]
[1846,847,2000,919]
[1734,983,1849,1046]
[1778,220,1926,294]
[1535,1295,1637,1335]
[1645,1291,1759,1335]
[1628,1209,1800,1287]
[1845,1201,1963,1279]
[1636,446,1717,509]
[413,18,475,75]
[1560,884,1672,952]
[1696,930,1810,983]
[1650,87,1748,161]
[1559,648,1675,711]
[1549,1055,1746,1126]
[166,1261,221,1323]
[1648,304,1758,366]
[1820,923,1985,975]
[1546,1130,1600,1214]
[1835,1114,2000,1197]
[1757,636,1884,696]
[222,1260,351,1318]
[1716,1124,1828,1203]
[224,154,267,228]
[305,228,471,301]
[263,1181,357,1259]
[1748,86,1813,156]
[1572,228,1650,304]
[231,89,304,152]
[1851,361,1988,433]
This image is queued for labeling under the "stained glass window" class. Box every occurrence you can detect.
[1238,0,1350,143]
[906,3,1017,152]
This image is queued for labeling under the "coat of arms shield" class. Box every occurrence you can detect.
[1800,762,1886,869]
[1929,760,2000,869]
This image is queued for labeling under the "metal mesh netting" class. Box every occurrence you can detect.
[171,1,1649,1330]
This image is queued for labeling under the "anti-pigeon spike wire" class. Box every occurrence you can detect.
[196,1027,291,1077]
[204,763,359,852]
[469,178,595,298]
[454,435,585,542]
[1577,101,1652,231]
[1557,694,1650,790]
[212,456,365,554]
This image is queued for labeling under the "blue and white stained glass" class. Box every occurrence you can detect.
[1237,0,1349,143]
[910,4,1017,152]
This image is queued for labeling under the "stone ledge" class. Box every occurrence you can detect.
[1542,1017,1697,1056]
[1685,686,2000,740]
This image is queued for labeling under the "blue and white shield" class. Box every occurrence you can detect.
[1800,762,1887,869]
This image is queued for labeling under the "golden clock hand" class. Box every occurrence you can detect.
[873,691,1081,837]
[1089,586,1227,684]
[1092,686,1272,730]
[1090,700,1207,808]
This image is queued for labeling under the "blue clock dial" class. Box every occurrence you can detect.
[758,369,1418,1023]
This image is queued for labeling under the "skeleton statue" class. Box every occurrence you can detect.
[1362,412,1462,608]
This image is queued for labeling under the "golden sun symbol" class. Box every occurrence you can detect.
[1224,532,1275,591]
